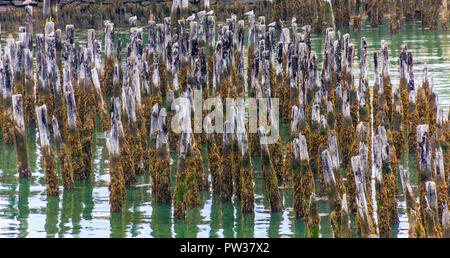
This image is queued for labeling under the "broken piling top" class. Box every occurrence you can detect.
[321,149,339,207]
[381,40,390,77]
[372,135,383,183]
[36,105,51,148]
[25,5,33,51]
[129,16,137,28]
[425,181,438,212]
[407,52,415,90]
[373,51,381,91]
[351,155,364,186]
[436,108,445,126]
[155,23,164,54]
[104,21,115,58]
[360,37,368,91]
[311,103,321,126]
[124,87,136,124]
[400,44,408,81]
[346,43,355,79]
[112,97,121,121]
[377,125,390,161]
[150,103,160,137]
[207,15,215,48]
[12,94,25,132]
[359,141,369,175]
[157,108,168,149]
[399,165,416,209]
[292,133,309,162]
[148,20,156,53]
[223,120,234,147]
[237,20,245,53]
[328,132,340,170]
[416,124,432,175]
[44,21,54,43]
[51,115,62,142]
[422,63,429,85]
[164,17,172,48]
[355,180,369,222]
[342,33,350,69]
[246,11,256,46]
[2,51,12,98]
[65,25,75,45]
[281,28,290,54]
[342,87,351,118]
[290,105,300,134]
[63,77,77,130]
[106,116,121,158]
[355,122,369,143]
[179,131,192,158]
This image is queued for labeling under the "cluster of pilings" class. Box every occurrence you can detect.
[0,0,449,35]
[0,6,449,238]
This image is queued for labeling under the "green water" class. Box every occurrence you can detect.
[0,21,449,238]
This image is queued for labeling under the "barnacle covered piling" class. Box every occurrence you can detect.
[51,116,74,190]
[259,126,283,213]
[36,105,59,197]
[12,94,31,178]
[106,113,126,213]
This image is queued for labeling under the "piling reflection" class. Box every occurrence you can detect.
[59,190,74,237]
[18,177,30,238]
[45,196,59,237]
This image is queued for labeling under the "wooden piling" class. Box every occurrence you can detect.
[155,108,171,204]
[51,115,74,190]
[106,113,126,213]
[259,126,283,213]
[36,105,59,197]
[12,94,31,178]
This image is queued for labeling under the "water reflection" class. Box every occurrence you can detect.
[45,197,59,238]
[59,190,74,237]
[18,178,30,238]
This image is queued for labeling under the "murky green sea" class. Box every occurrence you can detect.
[0,21,449,238]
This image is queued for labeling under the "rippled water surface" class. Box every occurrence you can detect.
[0,21,449,238]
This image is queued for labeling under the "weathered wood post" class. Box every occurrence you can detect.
[352,155,375,237]
[259,126,283,213]
[292,134,315,219]
[1,46,14,144]
[149,103,159,191]
[106,113,126,213]
[399,165,426,237]
[173,131,190,220]
[220,120,234,202]
[239,128,255,214]
[36,105,59,197]
[121,87,137,186]
[433,146,448,225]
[155,108,171,204]
[63,65,84,181]
[307,193,320,238]
[12,94,31,178]
[52,116,74,190]
[424,181,441,237]
[381,41,393,127]
[415,124,442,237]
[23,6,35,127]
[102,21,115,97]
